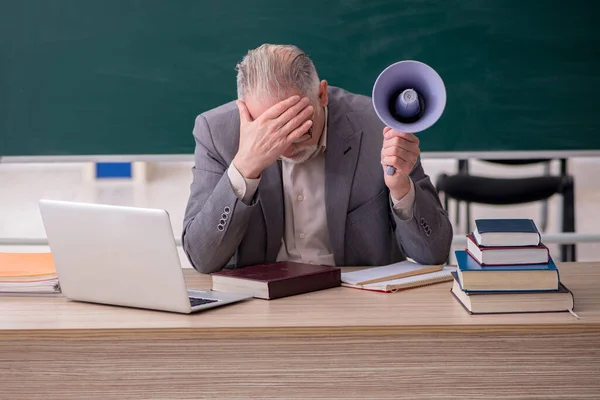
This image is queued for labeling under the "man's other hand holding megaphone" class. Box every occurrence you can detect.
[381,127,420,202]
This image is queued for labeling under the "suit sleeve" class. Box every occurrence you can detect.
[390,157,453,265]
[181,115,259,274]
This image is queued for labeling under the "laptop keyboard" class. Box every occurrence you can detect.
[189,297,219,307]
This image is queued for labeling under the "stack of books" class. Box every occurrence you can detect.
[450,218,577,316]
[0,252,61,296]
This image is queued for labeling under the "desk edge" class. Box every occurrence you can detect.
[1,323,599,339]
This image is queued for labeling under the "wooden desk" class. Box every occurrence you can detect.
[1,263,599,399]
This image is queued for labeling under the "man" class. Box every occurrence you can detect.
[182,44,452,274]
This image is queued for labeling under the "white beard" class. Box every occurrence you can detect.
[279,144,319,164]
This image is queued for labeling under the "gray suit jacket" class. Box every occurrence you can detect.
[182,86,453,273]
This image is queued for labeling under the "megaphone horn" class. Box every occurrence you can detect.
[372,60,446,175]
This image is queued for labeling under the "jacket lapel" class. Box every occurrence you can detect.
[258,161,284,263]
[325,109,363,266]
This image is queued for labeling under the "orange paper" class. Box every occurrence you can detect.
[0,253,56,277]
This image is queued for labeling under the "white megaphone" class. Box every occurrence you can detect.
[372,60,446,175]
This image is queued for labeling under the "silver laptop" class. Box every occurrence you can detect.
[38,199,251,314]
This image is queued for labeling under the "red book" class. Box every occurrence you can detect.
[466,233,550,266]
[211,262,341,300]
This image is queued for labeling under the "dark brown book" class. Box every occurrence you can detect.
[210,262,341,300]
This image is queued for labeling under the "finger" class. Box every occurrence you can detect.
[382,151,417,173]
[277,104,314,136]
[271,98,312,131]
[383,126,392,135]
[384,129,419,144]
[381,153,411,164]
[383,136,420,154]
[260,95,302,121]
[285,120,313,144]
[236,101,253,123]
[382,144,420,161]
[381,145,414,159]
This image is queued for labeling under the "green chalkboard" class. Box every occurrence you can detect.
[1,0,599,157]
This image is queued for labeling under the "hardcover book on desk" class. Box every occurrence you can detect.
[455,250,560,292]
[466,233,550,265]
[473,218,541,247]
[211,262,341,300]
[450,272,575,315]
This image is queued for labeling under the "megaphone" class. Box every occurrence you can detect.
[372,60,446,175]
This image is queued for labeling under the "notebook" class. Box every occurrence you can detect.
[341,262,455,293]
[340,260,442,286]
[0,252,60,295]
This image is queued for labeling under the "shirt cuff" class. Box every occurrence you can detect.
[227,163,261,205]
[390,178,416,220]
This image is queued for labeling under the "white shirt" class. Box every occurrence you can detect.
[227,106,415,266]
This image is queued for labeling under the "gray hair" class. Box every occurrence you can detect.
[235,44,320,102]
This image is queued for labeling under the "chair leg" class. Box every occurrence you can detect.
[539,162,551,232]
[560,158,568,176]
[540,200,548,232]
[455,200,461,229]
[458,159,469,233]
[560,177,576,262]
[466,201,471,233]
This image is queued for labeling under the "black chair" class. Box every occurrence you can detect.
[436,158,576,262]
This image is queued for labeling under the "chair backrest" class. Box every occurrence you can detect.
[436,157,573,241]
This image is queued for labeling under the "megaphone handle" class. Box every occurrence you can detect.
[385,165,396,176]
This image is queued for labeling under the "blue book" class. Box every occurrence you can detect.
[473,218,541,247]
[455,250,560,292]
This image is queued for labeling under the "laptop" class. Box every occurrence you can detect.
[38,199,252,314]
